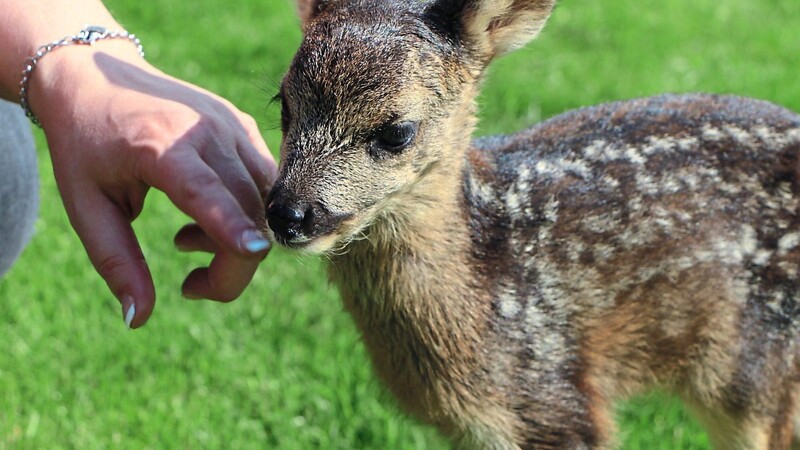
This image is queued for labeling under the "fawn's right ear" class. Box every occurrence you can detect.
[296,0,334,28]
[426,0,555,61]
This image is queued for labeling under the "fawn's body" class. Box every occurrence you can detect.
[266,0,800,448]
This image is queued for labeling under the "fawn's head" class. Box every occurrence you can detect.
[267,0,555,253]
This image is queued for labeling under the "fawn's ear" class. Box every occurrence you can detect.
[296,0,334,27]
[427,0,555,60]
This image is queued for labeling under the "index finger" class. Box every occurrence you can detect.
[142,145,271,257]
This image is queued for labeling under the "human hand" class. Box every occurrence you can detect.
[28,41,277,328]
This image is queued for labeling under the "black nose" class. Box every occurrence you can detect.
[267,202,307,240]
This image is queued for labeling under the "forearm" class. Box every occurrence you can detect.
[0,0,125,101]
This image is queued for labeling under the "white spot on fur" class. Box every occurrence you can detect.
[635,171,660,195]
[566,240,585,263]
[497,284,522,319]
[593,243,616,262]
[651,206,676,234]
[752,249,772,266]
[505,189,522,214]
[518,166,531,182]
[641,136,676,155]
[534,157,592,181]
[702,125,724,141]
[524,299,566,358]
[581,211,621,234]
[765,291,786,315]
[537,225,551,245]
[676,137,698,150]
[469,172,496,205]
[582,139,607,159]
[641,135,700,156]
[559,158,593,179]
[515,166,532,197]
[723,125,753,145]
[675,169,701,190]
[628,195,644,212]
[778,261,799,280]
[778,232,800,255]
[602,175,620,189]
[624,147,647,165]
[660,176,683,195]
[716,180,742,196]
[753,125,788,148]
[708,225,758,264]
[543,196,559,222]
[617,222,659,250]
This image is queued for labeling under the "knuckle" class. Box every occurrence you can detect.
[128,118,174,155]
[240,114,259,132]
[179,171,223,204]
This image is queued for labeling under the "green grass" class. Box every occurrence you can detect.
[1,0,797,448]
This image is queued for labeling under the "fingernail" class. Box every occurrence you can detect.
[241,229,271,253]
[124,303,136,329]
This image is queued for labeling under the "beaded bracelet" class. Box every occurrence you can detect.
[19,25,145,127]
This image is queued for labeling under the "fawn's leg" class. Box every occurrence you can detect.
[692,410,790,450]
[449,386,616,450]
[687,380,800,450]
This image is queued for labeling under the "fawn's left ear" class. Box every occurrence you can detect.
[427,0,555,60]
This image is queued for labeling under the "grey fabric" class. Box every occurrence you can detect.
[0,99,39,278]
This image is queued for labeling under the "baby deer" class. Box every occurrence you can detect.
[265,0,800,448]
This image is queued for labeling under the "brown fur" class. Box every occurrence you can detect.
[264,0,800,448]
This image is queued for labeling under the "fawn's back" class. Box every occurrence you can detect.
[464,93,800,447]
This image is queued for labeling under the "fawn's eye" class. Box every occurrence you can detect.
[374,122,418,153]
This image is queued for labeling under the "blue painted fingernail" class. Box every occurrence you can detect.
[124,302,136,329]
[241,229,271,253]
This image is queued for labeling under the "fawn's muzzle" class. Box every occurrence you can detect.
[265,185,352,248]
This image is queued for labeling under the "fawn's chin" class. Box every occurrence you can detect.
[267,231,344,255]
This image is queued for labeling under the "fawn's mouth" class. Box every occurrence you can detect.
[267,231,313,249]
[266,226,353,255]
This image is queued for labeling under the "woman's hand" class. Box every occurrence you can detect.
[29,41,277,328]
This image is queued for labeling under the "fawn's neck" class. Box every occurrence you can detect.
[326,120,495,425]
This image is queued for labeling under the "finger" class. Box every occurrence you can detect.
[63,185,156,329]
[181,249,263,302]
[237,140,273,203]
[237,113,278,190]
[200,144,265,223]
[174,223,218,253]
[143,146,271,257]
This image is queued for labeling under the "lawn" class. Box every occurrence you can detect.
[0,0,798,448]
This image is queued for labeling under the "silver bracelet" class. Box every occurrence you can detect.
[19,25,145,128]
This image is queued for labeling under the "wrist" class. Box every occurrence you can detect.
[22,27,147,128]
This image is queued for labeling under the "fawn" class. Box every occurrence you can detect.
[264,0,800,448]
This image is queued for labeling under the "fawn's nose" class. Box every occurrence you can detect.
[265,183,352,247]
[266,201,308,241]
